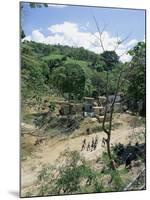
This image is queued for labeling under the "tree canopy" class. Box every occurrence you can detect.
[21,40,146,117]
[52,63,86,100]
[101,51,119,71]
[126,42,146,115]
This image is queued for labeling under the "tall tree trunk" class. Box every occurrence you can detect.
[102,70,123,170]
[106,133,116,170]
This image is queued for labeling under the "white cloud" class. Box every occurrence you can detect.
[126,39,138,47]
[120,54,132,63]
[23,22,138,63]
[48,22,78,36]
[31,30,45,43]
[116,48,132,63]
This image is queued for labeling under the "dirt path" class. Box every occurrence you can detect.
[21,114,145,196]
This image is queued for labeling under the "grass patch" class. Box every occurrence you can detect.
[42,54,64,60]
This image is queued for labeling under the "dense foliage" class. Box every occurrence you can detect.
[126,42,146,115]
[21,41,145,115]
[21,41,121,100]
[52,63,86,100]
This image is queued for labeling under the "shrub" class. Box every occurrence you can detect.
[37,150,103,196]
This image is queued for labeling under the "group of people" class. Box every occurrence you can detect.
[81,136,98,152]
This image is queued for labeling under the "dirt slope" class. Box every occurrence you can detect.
[21,113,145,196]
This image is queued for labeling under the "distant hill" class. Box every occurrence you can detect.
[21,41,120,102]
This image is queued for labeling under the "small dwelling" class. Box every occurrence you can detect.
[83,97,95,117]
[108,95,122,104]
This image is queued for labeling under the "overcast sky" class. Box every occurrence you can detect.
[21,2,145,62]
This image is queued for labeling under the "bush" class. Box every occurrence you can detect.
[37,150,103,196]
[100,151,127,191]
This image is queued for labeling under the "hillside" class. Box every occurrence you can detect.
[21,41,123,105]
[20,40,146,197]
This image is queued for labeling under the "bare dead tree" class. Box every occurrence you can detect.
[93,15,133,170]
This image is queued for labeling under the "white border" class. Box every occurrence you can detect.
[0,0,149,200]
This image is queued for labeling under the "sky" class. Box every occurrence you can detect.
[21,2,145,62]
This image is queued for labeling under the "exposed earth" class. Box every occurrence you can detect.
[21,113,145,197]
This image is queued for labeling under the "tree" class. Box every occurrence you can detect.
[126,42,146,116]
[91,72,106,96]
[52,63,86,102]
[46,59,64,72]
[90,55,106,72]
[21,27,25,39]
[21,43,49,102]
[101,51,119,71]
[84,79,94,97]
[93,15,132,170]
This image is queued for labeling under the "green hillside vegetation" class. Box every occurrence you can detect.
[21,40,145,197]
[21,41,145,116]
[21,42,116,102]
[42,54,93,78]
[20,3,146,197]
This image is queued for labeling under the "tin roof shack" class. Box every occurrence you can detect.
[108,95,121,104]
[55,101,83,116]
[83,97,95,117]
[107,95,123,113]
